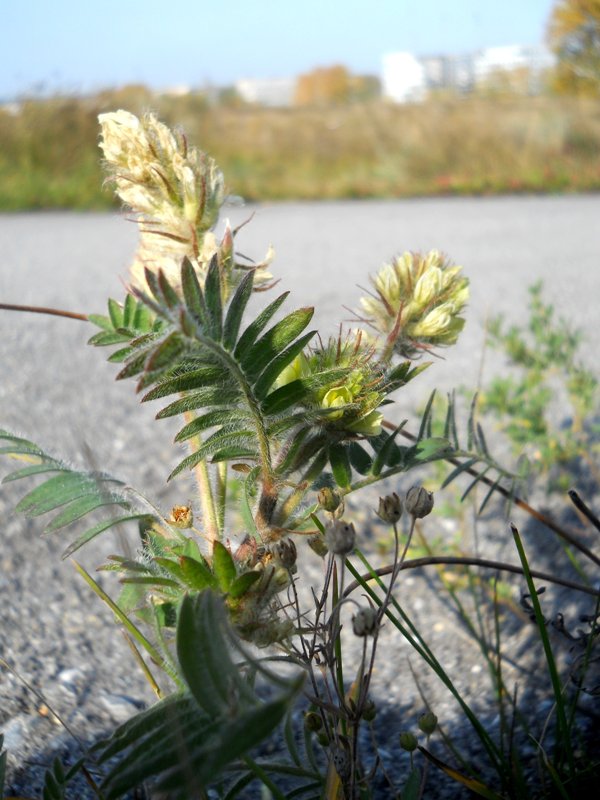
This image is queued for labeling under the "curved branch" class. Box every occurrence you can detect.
[343,555,600,599]
[0,302,88,321]
[386,420,600,569]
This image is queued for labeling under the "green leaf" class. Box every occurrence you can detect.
[223,270,254,350]
[108,297,124,329]
[348,442,372,475]
[169,431,256,480]
[234,291,289,363]
[212,541,237,591]
[176,593,239,715]
[61,514,151,559]
[181,256,208,328]
[329,444,352,489]
[229,570,261,598]
[178,555,218,591]
[415,437,452,462]
[203,255,224,340]
[2,463,67,483]
[15,472,123,517]
[174,409,252,444]
[143,366,226,402]
[440,457,480,490]
[156,387,240,418]
[370,424,405,477]
[242,307,314,377]
[417,390,436,441]
[254,330,316,400]
[44,493,127,533]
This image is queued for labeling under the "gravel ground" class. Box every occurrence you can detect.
[1,197,599,798]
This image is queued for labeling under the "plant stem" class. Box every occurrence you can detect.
[0,302,88,321]
[342,555,600,600]
[183,410,219,543]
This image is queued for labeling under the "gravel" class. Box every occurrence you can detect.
[1,197,599,798]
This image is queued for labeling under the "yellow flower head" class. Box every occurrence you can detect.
[98,110,272,300]
[360,250,469,360]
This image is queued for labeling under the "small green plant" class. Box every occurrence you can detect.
[478,281,600,493]
[1,110,599,799]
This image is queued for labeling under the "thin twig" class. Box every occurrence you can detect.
[343,555,600,600]
[387,421,600,568]
[0,302,88,321]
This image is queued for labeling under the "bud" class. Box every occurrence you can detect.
[377,492,403,523]
[168,505,193,529]
[418,711,438,735]
[325,520,356,556]
[304,711,323,732]
[318,487,342,513]
[405,486,434,518]
[307,532,328,558]
[271,538,297,570]
[317,732,330,747]
[399,731,419,752]
[352,606,378,637]
[363,698,377,722]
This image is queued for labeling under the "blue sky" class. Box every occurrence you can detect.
[2,0,555,99]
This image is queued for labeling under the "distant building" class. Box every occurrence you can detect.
[382,52,426,102]
[473,44,555,93]
[235,77,296,107]
[383,44,555,102]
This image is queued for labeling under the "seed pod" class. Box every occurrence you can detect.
[271,538,297,569]
[304,711,323,732]
[399,731,419,752]
[318,486,342,513]
[405,485,434,518]
[377,492,403,523]
[363,698,377,722]
[352,606,378,637]
[418,711,438,735]
[325,519,356,555]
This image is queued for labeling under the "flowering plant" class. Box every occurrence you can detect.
[2,111,596,800]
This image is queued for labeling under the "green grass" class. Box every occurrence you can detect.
[1,88,600,209]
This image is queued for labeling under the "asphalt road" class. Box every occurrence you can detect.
[1,196,599,797]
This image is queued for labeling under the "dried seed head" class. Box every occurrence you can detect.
[325,519,356,556]
[418,711,438,735]
[168,505,193,529]
[399,731,419,752]
[352,606,379,637]
[271,538,297,570]
[318,486,343,513]
[376,492,403,523]
[405,485,434,519]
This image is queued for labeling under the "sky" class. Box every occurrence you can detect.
[1,0,556,100]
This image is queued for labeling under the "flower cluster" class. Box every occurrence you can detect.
[276,330,384,437]
[98,110,272,299]
[360,250,469,360]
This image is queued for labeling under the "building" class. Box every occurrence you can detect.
[381,52,426,103]
[383,44,555,102]
[234,77,296,107]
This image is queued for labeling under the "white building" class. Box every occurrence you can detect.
[383,44,555,102]
[235,77,296,107]
[382,52,426,103]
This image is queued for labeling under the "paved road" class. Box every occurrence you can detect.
[0,196,598,796]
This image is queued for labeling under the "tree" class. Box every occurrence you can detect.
[548,0,600,94]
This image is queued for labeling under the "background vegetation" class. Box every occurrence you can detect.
[0,88,599,210]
